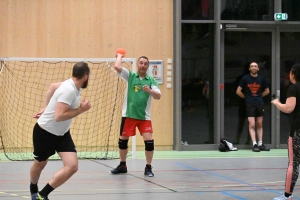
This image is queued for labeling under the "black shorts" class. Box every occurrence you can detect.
[32,123,76,162]
[246,105,264,117]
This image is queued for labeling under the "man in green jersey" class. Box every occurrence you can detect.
[111,53,161,177]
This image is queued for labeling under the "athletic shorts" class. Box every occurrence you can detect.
[32,123,76,162]
[120,117,153,136]
[246,105,264,117]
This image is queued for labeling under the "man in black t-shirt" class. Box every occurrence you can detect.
[236,62,270,152]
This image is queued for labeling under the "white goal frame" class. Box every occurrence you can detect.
[0,57,137,159]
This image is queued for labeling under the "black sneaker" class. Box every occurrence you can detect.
[31,193,49,200]
[144,167,154,177]
[110,165,127,174]
[259,144,270,151]
[252,144,260,152]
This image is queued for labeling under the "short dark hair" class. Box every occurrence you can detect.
[138,56,149,62]
[72,62,90,79]
[291,64,300,82]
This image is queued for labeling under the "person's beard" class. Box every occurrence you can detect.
[82,78,89,89]
[250,72,257,76]
[250,70,258,76]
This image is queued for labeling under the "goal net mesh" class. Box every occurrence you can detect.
[0,58,134,161]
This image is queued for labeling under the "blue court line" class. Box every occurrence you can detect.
[174,162,300,199]
[175,162,267,190]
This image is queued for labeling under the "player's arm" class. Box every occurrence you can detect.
[148,89,161,100]
[32,82,62,118]
[54,99,91,122]
[43,82,62,107]
[262,87,270,97]
[114,54,123,74]
[143,85,161,100]
[236,86,245,98]
[271,97,296,114]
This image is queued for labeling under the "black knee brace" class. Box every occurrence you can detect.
[119,139,129,150]
[144,140,154,151]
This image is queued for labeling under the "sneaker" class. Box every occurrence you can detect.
[259,143,270,151]
[252,144,260,152]
[31,193,49,200]
[273,193,292,200]
[144,167,154,177]
[110,165,127,174]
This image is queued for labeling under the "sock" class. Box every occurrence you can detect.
[120,161,126,166]
[285,192,291,197]
[39,183,54,197]
[252,141,257,146]
[146,164,152,169]
[258,141,262,146]
[30,182,38,194]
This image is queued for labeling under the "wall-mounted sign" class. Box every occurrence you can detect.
[274,13,288,20]
[148,60,163,84]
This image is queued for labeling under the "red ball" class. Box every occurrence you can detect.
[115,48,126,57]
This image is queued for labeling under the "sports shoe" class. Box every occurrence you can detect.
[273,193,292,200]
[144,166,154,177]
[252,144,260,152]
[259,143,270,151]
[31,193,49,200]
[110,165,127,174]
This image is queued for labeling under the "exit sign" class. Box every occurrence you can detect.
[274,13,288,20]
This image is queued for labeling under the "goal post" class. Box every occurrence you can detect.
[0,57,137,160]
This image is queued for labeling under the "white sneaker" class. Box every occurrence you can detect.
[273,193,292,200]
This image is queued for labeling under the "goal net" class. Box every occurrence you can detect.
[0,57,136,161]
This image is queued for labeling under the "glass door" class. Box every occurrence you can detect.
[223,30,273,147]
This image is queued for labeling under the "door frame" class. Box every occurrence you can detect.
[277,28,300,148]
[220,24,278,149]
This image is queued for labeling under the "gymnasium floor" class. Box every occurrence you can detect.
[0,149,299,200]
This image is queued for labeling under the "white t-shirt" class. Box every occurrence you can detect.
[38,78,81,136]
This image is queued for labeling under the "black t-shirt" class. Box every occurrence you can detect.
[238,74,268,106]
[286,82,300,136]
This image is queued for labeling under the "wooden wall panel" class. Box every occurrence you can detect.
[0,0,174,150]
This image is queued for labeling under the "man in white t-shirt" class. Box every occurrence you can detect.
[30,62,92,200]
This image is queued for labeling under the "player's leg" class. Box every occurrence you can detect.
[256,116,263,141]
[30,123,53,196]
[119,136,130,162]
[111,117,135,174]
[248,116,260,151]
[247,115,256,142]
[273,134,298,200]
[139,120,154,177]
[256,105,270,151]
[142,132,154,177]
[30,159,47,192]
[246,105,260,152]
[35,130,77,199]
[49,151,78,188]
[142,132,154,165]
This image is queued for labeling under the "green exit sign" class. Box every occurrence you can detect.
[274,13,288,20]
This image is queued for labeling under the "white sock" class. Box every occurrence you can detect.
[253,141,257,146]
[258,141,262,146]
